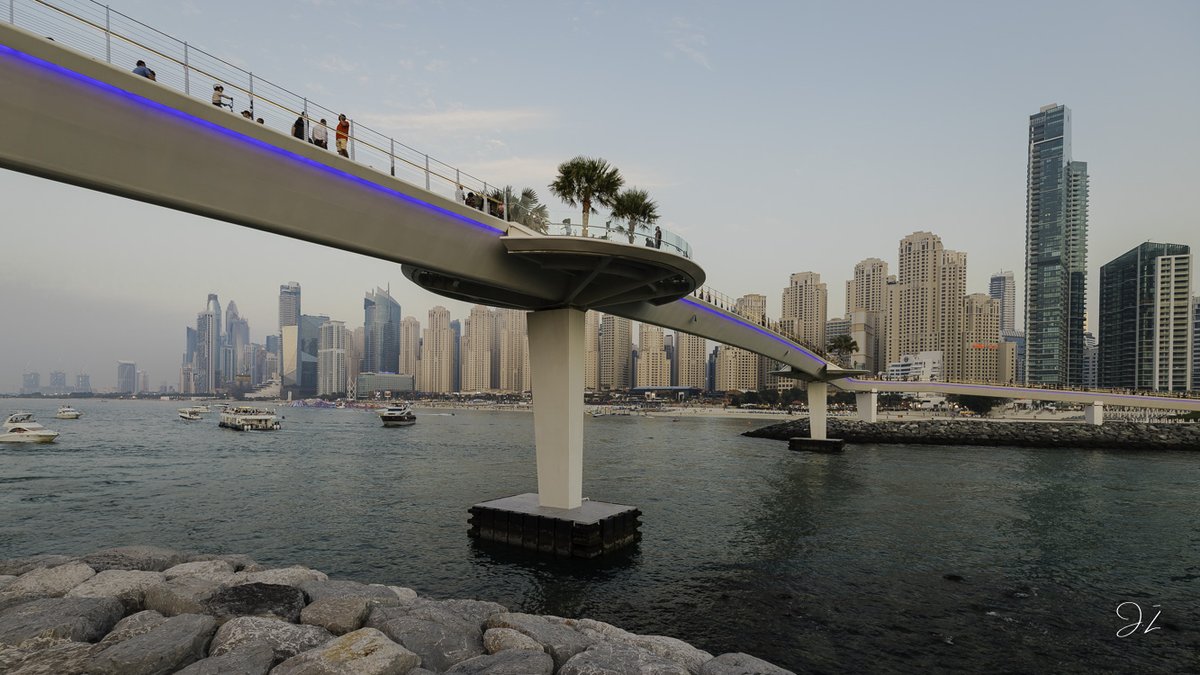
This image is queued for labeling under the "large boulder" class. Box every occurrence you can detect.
[0,635,96,675]
[82,546,185,572]
[88,613,216,675]
[484,612,594,670]
[143,576,224,616]
[559,642,690,675]
[0,556,75,576]
[174,641,276,675]
[482,627,545,654]
[0,597,123,646]
[95,610,168,649]
[436,599,509,628]
[65,570,164,613]
[699,652,795,675]
[233,566,327,588]
[204,582,306,623]
[271,627,421,675]
[446,649,555,674]
[163,560,236,583]
[4,562,95,598]
[372,585,418,603]
[0,576,17,591]
[184,553,259,572]
[300,596,373,636]
[209,616,333,663]
[628,636,713,674]
[298,579,399,605]
[365,604,484,672]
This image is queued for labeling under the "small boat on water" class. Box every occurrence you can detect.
[219,406,281,431]
[378,403,416,427]
[1,412,60,443]
[55,406,82,419]
[178,408,203,421]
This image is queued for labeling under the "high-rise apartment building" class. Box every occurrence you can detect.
[279,283,301,394]
[584,311,600,390]
[116,361,137,393]
[676,331,707,390]
[75,374,90,393]
[1025,104,1089,386]
[636,324,670,388]
[780,272,827,350]
[1083,331,1098,388]
[599,314,633,390]
[21,372,39,395]
[497,308,529,393]
[419,306,453,393]
[461,305,495,392]
[716,294,768,392]
[362,287,401,374]
[317,320,348,397]
[847,258,889,370]
[346,326,364,397]
[399,316,421,378]
[961,293,1013,384]
[195,307,218,393]
[1098,243,1193,391]
[989,271,1017,334]
[1193,296,1200,391]
[891,232,967,381]
[449,319,462,392]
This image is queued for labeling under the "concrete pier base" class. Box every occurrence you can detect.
[1084,402,1104,425]
[468,493,641,558]
[789,437,846,453]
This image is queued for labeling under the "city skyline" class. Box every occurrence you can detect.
[2,1,1198,389]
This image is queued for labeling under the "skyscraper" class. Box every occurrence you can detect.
[584,311,600,390]
[195,306,218,393]
[279,283,301,396]
[892,232,967,381]
[675,331,707,390]
[399,316,422,378]
[1193,296,1200,391]
[317,320,348,397]
[780,272,827,350]
[1098,243,1193,391]
[299,314,328,396]
[461,305,495,392]
[636,324,670,388]
[116,361,137,393]
[716,295,767,392]
[278,282,301,333]
[420,306,453,393]
[1025,104,1089,386]
[75,374,91,393]
[599,314,633,390]
[989,271,1017,334]
[362,287,401,374]
[497,308,530,393]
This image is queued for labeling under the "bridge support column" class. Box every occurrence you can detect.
[527,307,584,509]
[1084,402,1104,426]
[856,390,878,423]
[808,382,828,440]
[468,307,640,557]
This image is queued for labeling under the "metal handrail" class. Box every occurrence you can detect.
[4,0,696,260]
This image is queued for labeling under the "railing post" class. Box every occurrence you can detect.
[8,0,13,25]
[249,73,255,116]
[349,120,355,160]
[482,182,489,214]
[424,154,430,190]
[104,5,111,64]
[504,190,509,221]
[183,42,189,95]
[302,98,308,138]
[390,139,395,176]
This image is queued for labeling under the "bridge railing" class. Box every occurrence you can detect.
[543,219,692,259]
[5,0,695,260]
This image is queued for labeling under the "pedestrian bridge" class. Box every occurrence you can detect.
[2,13,1197,516]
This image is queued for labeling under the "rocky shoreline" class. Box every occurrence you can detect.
[745,418,1200,450]
[0,545,793,674]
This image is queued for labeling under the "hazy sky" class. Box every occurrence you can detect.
[2,0,1198,391]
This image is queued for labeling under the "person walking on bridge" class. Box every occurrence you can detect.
[132,60,152,78]
[311,118,329,149]
[336,114,350,157]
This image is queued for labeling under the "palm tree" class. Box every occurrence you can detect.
[610,188,660,244]
[490,186,550,233]
[548,156,623,237]
[827,335,858,367]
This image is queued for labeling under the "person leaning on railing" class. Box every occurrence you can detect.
[336,114,350,157]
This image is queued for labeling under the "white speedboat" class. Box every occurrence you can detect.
[55,406,82,419]
[219,406,281,431]
[178,408,203,421]
[1,413,60,443]
[378,404,416,427]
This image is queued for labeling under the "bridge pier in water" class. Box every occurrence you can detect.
[856,390,878,423]
[790,381,846,452]
[1084,402,1104,425]
[469,308,640,558]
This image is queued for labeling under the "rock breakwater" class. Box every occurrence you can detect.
[0,545,794,674]
[745,418,1200,450]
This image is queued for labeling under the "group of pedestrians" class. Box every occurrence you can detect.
[454,184,504,218]
[132,59,351,157]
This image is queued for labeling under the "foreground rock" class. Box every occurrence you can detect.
[0,547,794,673]
[747,417,1200,450]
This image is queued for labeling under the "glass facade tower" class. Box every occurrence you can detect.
[1024,104,1089,386]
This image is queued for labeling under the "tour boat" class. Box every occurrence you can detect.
[178,408,203,421]
[54,406,82,419]
[0,412,60,443]
[378,403,416,427]
[219,406,281,431]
